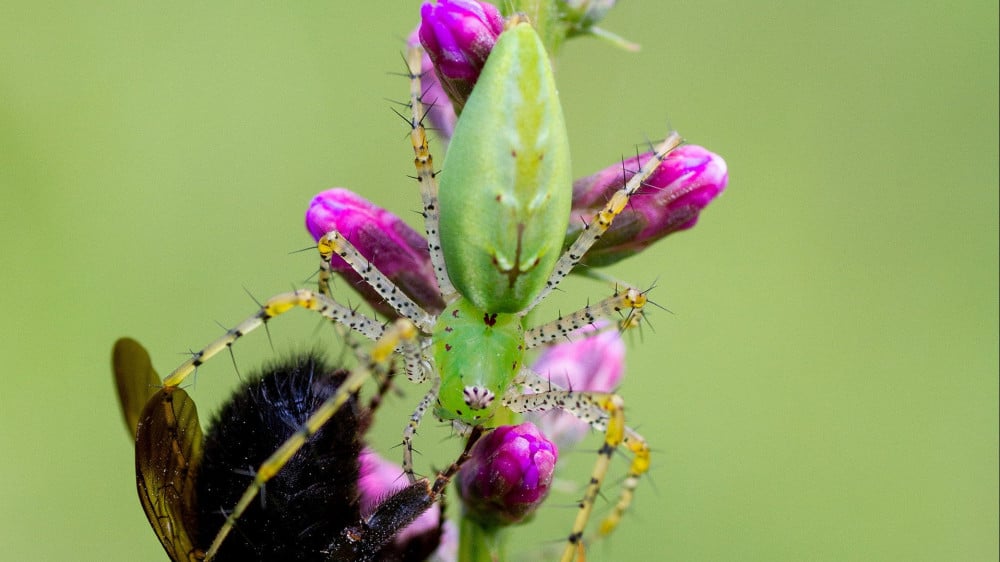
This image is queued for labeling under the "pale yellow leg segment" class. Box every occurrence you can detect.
[598,427,650,537]
[402,377,441,483]
[203,319,418,561]
[399,335,430,384]
[564,394,625,562]
[316,298,427,385]
[526,133,683,313]
[523,286,647,348]
[504,382,649,560]
[405,45,458,303]
[318,232,436,332]
[513,367,571,395]
[162,289,385,388]
[504,388,607,426]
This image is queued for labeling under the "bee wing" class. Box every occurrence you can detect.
[112,337,163,438]
[135,386,205,561]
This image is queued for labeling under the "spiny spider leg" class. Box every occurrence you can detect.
[398,331,431,384]
[405,44,459,303]
[503,385,649,562]
[523,132,684,314]
[317,231,436,332]
[524,286,647,349]
[366,362,398,415]
[402,377,442,483]
[511,367,651,552]
[159,285,422,440]
[203,319,420,560]
[331,425,487,561]
[315,293,429,386]
[600,425,650,539]
[162,289,386,388]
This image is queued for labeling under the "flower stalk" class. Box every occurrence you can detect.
[459,516,508,562]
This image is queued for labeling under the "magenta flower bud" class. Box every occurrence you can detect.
[408,29,458,141]
[569,144,728,267]
[305,188,445,317]
[418,0,504,113]
[526,323,625,449]
[457,423,558,526]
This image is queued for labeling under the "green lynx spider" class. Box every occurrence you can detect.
[155,22,680,562]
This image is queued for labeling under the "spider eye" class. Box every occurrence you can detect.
[462,386,495,410]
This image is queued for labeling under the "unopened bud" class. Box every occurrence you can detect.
[409,29,458,142]
[569,144,728,267]
[561,0,617,29]
[418,0,504,113]
[305,188,444,316]
[457,423,557,526]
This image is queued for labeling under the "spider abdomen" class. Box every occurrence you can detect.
[437,22,571,313]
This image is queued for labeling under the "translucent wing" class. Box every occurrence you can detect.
[112,337,162,438]
[135,386,205,561]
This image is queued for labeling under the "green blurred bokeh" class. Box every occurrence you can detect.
[1,2,996,560]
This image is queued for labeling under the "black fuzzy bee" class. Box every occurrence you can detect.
[113,338,453,561]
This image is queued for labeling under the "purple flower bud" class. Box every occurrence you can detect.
[418,0,504,113]
[358,449,455,559]
[526,323,625,449]
[408,29,458,141]
[457,423,558,526]
[569,144,728,267]
[305,188,445,317]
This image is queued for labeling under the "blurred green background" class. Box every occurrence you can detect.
[1,1,996,560]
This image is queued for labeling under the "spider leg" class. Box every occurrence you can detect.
[203,319,420,560]
[162,289,386,389]
[402,376,442,483]
[404,44,459,303]
[523,133,683,314]
[504,378,650,562]
[317,231,437,332]
[523,286,647,348]
[326,426,487,561]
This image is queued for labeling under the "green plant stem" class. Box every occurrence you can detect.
[459,513,508,562]
[509,0,566,55]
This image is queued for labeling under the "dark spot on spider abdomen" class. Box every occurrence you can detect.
[482,312,498,327]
